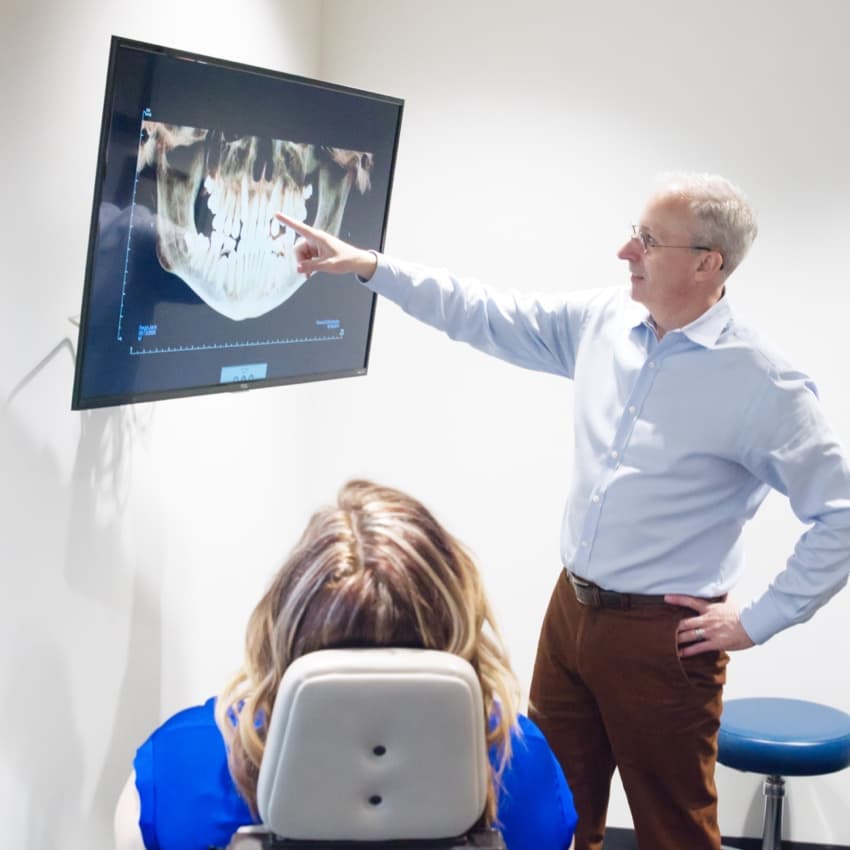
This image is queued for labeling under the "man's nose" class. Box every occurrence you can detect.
[618,237,641,261]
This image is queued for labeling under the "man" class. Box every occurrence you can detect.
[275,173,850,850]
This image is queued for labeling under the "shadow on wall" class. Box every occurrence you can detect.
[64,407,142,602]
[90,544,163,839]
[742,776,768,840]
[0,402,92,846]
[1,337,164,849]
[0,639,84,848]
[66,405,167,848]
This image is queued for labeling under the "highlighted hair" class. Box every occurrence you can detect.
[216,479,520,823]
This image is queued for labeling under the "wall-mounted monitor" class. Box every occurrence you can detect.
[72,36,403,409]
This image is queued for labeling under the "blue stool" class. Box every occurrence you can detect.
[718,698,850,850]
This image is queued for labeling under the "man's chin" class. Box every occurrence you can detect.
[630,277,646,302]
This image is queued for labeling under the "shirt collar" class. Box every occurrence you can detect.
[627,290,732,349]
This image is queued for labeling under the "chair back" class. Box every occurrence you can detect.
[256,648,490,842]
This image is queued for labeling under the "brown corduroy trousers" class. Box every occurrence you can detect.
[529,571,728,850]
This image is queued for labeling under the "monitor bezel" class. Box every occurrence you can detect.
[71,35,403,410]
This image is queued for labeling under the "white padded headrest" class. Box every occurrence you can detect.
[256,648,489,841]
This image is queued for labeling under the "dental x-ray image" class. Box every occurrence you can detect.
[138,121,374,321]
[72,37,403,409]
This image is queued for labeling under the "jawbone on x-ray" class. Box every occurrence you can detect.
[137,122,373,321]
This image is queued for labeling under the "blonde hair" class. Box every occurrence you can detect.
[215,480,520,822]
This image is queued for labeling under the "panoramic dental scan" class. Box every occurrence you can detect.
[138,121,374,321]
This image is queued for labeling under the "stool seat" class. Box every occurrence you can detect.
[718,697,850,777]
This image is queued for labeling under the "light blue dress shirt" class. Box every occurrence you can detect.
[364,255,850,644]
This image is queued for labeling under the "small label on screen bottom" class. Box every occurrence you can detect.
[220,363,268,383]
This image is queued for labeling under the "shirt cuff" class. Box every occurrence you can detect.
[355,250,381,283]
[739,594,786,645]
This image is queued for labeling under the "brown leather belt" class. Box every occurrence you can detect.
[567,571,668,609]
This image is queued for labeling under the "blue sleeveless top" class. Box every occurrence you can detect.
[134,698,577,850]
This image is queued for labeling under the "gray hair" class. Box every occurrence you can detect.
[657,172,758,276]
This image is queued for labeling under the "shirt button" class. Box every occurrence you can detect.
[648,360,656,369]
[581,541,589,548]
[610,450,619,459]
[591,494,600,503]
[628,405,636,415]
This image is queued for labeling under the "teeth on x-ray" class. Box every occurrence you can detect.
[137,121,373,321]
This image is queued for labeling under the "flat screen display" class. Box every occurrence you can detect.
[72,36,403,409]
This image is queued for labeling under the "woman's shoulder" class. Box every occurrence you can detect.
[512,712,550,743]
[151,697,217,734]
[135,698,255,850]
[495,713,578,850]
[504,713,565,778]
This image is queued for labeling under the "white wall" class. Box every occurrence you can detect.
[1,0,849,847]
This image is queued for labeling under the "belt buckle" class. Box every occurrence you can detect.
[570,574,601,607]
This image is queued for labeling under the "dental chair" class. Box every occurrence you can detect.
[226,648,506,850]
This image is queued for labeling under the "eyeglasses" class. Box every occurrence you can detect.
[630,224,712,254]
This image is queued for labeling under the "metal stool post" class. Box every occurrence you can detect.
[761,775,784,850]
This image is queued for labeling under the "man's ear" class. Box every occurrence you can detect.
[697,250,725,275]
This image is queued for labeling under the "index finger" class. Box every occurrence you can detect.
[275,212,314,238]
[664,594,709,614]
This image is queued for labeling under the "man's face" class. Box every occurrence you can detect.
[617,193,706,319]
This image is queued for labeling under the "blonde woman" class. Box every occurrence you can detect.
[115,480,577,850]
